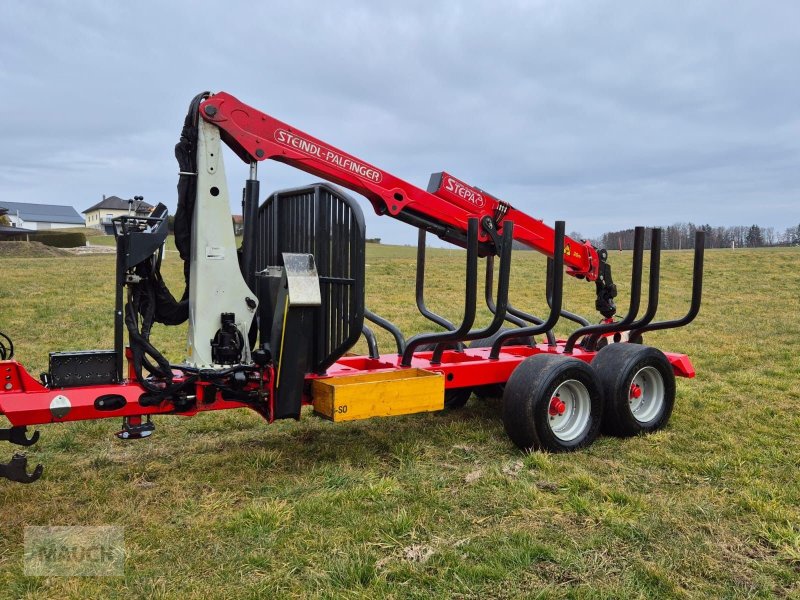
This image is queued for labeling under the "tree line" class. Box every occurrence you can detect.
[595,223,800,250]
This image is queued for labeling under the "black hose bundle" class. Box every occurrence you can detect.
[125,258,173,386]
[0,330,13,360]
[174,91,210,286]
[124,247,195,406]
[124,92,262,408]
[143,243,189,327]
[123,93,210,403]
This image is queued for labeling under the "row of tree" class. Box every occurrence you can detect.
[595,223,800,250]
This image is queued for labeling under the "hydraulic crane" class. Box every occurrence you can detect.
[0,91,704,483]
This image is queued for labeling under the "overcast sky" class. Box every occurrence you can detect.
[1,1,798,244]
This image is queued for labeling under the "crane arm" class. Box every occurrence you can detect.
[198,92,617,316]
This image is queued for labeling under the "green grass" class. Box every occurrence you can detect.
[1,243,799,598]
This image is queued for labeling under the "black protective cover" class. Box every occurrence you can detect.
[255,183,366,374]
[49,350,119,388]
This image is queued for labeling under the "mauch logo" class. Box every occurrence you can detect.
[24,526,125,577]
[443,175,485,208]
[274,129,383,183]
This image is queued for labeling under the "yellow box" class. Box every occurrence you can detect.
[312,369,444,422]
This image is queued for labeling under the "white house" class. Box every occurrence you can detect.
[83,196,153,232]
[0,201,85,230]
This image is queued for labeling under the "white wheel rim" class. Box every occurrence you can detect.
[629,366,664,424]
[547,379,592,442]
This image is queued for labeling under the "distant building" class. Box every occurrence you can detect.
[0,224,37,240]
[0,201,84,230]
[83,196,154,233]
[0,206,37,240]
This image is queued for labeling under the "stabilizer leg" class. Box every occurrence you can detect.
[0,453,43,483]
[0,425,43,483]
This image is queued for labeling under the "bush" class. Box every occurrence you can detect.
[35,231,86,248]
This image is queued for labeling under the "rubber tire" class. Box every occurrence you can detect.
[468,329,534,399]
[502,354,603,452]
[417,342,472,409]
[591,343,675,437]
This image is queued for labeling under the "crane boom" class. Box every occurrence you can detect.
[197,93,611,293]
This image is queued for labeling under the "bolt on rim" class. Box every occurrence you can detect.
[547,379,592,442]
[629,366,665,424]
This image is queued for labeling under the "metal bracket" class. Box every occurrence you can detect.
[480,216,503,251]
[116,416,155,440]
[282,253,322,307]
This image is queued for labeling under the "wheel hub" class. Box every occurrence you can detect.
[547,379,592,442]
[628,366,665,424]
[549,397,566,416]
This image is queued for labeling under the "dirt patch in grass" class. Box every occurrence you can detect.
[53,227,106,237]
[0,241,73,258]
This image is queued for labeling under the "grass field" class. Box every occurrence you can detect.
[1,240,799,598]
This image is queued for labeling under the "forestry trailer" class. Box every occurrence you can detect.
[0,92,704,483]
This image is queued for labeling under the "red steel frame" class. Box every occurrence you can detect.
[0,346,694,428]
[0,91,696,430]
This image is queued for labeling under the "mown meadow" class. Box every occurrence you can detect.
[1,237,798,598]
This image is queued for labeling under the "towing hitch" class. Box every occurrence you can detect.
[0,426,43,483]
[0,425,40,446]
[0,453,43,484]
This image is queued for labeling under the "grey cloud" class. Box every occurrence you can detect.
[0,0,798,246]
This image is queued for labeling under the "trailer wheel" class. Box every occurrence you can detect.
[417,342,472,409]
[443,388,472,409]
[469,329,534,399]
[591,343,675,437]
[502,354,602,452]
